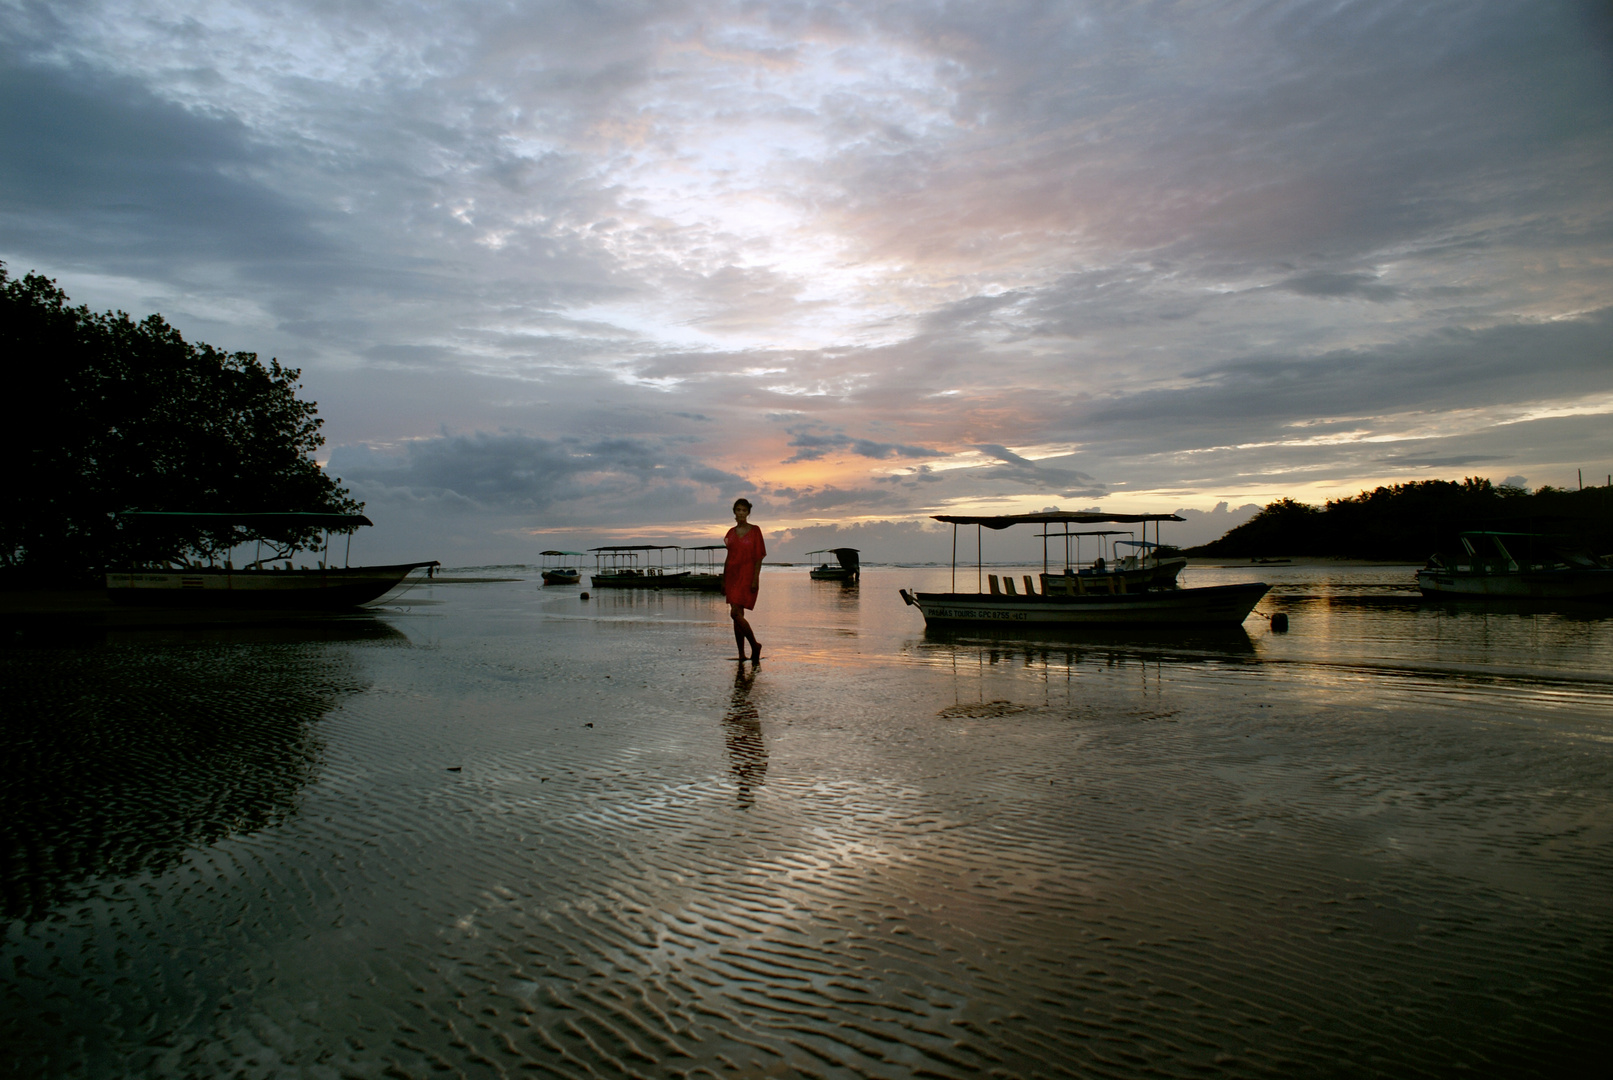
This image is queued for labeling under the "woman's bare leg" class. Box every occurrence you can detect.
[730,604,750,659]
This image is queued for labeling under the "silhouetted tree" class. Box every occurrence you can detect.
[1191,478,1613,559]
[2,264,361,585]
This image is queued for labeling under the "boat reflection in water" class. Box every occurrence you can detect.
[0,615,401,925]
[918,620,1258,659]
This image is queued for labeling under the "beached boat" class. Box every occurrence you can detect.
[588,545,691,589]
[105,511,438,609]
[538,550,584,585]
[1416,531,1613,601]
[806,548,860,582]
[900,511,1268,627]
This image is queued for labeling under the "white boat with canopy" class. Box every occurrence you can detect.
[539,551,585,585]
[899,511,1268,626]
[806,548,860,582]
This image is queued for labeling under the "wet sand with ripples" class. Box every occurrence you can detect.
[3,565,1611,1078]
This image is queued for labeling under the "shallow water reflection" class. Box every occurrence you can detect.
[2,571,1610,1078]
[723,662,767,807]
[0,617,396,927]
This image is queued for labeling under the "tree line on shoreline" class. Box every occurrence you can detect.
[1184,479,1613,561]
[2,264,359,587]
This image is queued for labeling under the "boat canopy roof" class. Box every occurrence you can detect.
[539,549,587,556]
[589,544,680,551]
[682,544,726,551]
[1457,530,1548,538]
[804,548,860,556]
[1034,529,1132,537]
[934,511,1183,530]
[118,510,374,530]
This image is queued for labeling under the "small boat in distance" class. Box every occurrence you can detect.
[900,511,1268,627]
[1417,531,1613,601]
[105,511,438,609]
[806,548,860,582]
[539,550,585,585]
[588,545,691,589]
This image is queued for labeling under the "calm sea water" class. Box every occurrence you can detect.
[3,564,1611,1078]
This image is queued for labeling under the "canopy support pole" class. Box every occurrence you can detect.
[977,524,982,593]
[951,524,957,593]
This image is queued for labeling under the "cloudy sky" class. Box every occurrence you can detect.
[4,0,1611,562]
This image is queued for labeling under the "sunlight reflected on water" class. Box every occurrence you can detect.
[3,566,1610,1077]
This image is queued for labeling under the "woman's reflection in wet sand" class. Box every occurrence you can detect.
[722,663,768,808]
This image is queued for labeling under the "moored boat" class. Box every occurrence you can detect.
[539,550,585,585]
[806,548,860,582]
[1417,532,1613,601]
[1035,530,1185,594]
[105,512,438,609]
[588,545,691,589]
[677,545,728,592]
[901,511,1268,628]
[107,563,440,609]
[901,581,1270,625]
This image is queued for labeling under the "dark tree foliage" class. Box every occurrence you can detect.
[1190,478,1613,560]
[2,264,362,585]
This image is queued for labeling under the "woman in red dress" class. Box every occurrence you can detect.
[723,498,766,661]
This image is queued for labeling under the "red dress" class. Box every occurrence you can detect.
[723,525,766,609]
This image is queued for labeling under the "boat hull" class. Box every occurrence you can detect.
[540,570,581,585]
[1416,568,1613,601]
[589,571,692,589]
[106,562,438,609]
[902,582,1270,626]
[809,568,858,581]
[673,573,726,592]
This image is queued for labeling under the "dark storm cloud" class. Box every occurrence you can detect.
[875,464,945,486]
[1079,308,1613,445]
[1377,454,1508,468]
[330,432,748,513]
[4,0,1609,544]
[782,428,936,464]
[768,485,909,514]
[1273,272,1401,302]
[972,446,1106,499]
[0,57,332,275]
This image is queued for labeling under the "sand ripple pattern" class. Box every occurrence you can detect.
[3,577,1611,1078]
